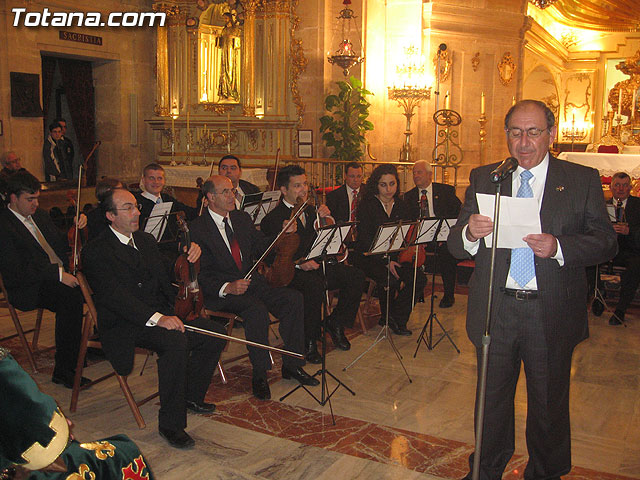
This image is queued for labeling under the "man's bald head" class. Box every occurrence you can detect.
[412,160,433,189]
[1,151,22,172]
[203,175,236,215]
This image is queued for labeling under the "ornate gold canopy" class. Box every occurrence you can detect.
[541,0,640,32]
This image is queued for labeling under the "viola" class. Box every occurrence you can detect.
[397,223,426,267]
[174,212,203,322]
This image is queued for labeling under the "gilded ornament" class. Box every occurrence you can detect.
[497,52,516,86]
[433,49,451,83]
[66,464,96,480]
[290,0,307,123]
[79,441,116,460]
[471,52,480,72]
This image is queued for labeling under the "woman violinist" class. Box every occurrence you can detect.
[351,164,427,335]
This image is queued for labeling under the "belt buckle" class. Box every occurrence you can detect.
[515,290,527,300]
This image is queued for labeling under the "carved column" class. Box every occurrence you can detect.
[156,18,170,115]
[242,0,258,116]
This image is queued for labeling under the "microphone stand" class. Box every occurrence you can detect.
[471,182,503,480]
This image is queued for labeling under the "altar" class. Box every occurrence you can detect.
[163,165,268,190]
[557,152,640,177]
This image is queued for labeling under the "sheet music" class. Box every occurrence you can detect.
[415,218,456,243]
[370,224,411,254]
[306,225,352,260]
[244,191,280,225]
[143,202,173,241]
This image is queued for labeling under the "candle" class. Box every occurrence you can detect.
[512,96,516,106]
[618,89,623,115]
[481,92,485,115]
[171,115,175,140]
[186,112,190,153]
[226,112,231,153]
[633,93,636,119]
[572,109,575,123]
[445,91,450,109]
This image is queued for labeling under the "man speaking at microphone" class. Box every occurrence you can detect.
[448,100,616,479]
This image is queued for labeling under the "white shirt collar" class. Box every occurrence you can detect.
[141,191,161,203]
[8,205,29,223]
[109,226,135,246]
[207,207,229,227]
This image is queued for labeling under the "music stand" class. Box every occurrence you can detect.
[342,221,414,383]
[279,222,356,423]
[413,218,460,355]
[142,206,180,244]
[243,191,281,225]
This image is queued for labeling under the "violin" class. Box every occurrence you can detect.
[397,222,426,267]
[174,212,204,322]
[256,196,304,287]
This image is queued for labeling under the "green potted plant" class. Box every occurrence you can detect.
[319,76,374,168]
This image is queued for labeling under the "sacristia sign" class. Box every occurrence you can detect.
[59,31,103,46]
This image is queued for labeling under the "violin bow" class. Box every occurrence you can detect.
[71,165,83,276]
[199,157,218,216]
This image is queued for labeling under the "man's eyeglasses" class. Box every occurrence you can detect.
[113,203,141,213]
[505,127,548,139]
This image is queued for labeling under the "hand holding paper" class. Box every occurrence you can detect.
[476,193,541,248]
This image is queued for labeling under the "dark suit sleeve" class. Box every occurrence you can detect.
[447,168,481,260]
[82,234,159,327]
[556,168,618,268]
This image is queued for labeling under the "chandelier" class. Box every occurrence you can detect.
[529,0,558,9]
[327,0,364,76]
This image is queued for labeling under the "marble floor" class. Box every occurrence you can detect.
[2,284,639,479]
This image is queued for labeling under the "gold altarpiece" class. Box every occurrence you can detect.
[149,0,306,166]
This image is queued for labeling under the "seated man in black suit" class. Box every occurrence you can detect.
[0,171,87,388]
[190,175,317,401]
[591,172,640,325]
[404,160,461,308]
[218,154,261,209]
[82,187,226,449]
[136,163,198,272]
[261,165,366,362]
[325,161,364,223]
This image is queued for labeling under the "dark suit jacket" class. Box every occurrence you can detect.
[239,179,261,196]
[81,228,175,375]
[136,192,198,246]
[354,195,411,264]
[325,185,353,223]
[189,209,270,309]
[260,201,316,261]
[404,183,462,220]
[42,137,63,179]
[610,195,640,255]
[0,208,69,310]
[448,156,617,350]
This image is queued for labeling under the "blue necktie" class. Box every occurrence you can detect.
[510,170,535,287]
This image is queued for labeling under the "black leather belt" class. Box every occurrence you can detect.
[501,288,538,300]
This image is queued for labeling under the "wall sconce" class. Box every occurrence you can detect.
[327,0,364,76]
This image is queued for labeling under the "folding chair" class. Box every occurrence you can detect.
[71,272,158,429]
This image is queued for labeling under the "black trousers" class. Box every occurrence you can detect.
[424,241,457,298]
[134,316,225,431]
[467,294,573,480]
[36,278,84,375]
[352,254,426,327]
[288,262,366,340]
[206,279,305,372]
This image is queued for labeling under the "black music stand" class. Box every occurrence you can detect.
[142,209,181,244]
[279,222,356,423]
[413,217,460,355]
[342,221,413,383]
[243,191,281,225]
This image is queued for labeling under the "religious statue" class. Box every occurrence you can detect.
[217,12,241,102]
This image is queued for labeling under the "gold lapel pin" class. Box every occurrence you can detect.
[556,185,565,192]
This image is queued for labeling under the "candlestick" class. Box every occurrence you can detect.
[618,89,623,116]
[481,92,485,115]
[445,91,450,110]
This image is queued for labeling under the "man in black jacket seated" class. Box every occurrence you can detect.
[404,160,462,308]
[261,165,366,362]
[325,161,364,223]
[136,163,198,273]
[82,187,225,449]
[0,171,88,388]
[218,154,261,209]
[189,175,317,401]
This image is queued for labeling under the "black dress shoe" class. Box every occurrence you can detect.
[282,366,320,386]
[326,321,351,351]
[439,295,455,308]
[591,298,604,317]
[388,322,412,336]
[252,376,271,400]
[159,427,195,449]
[304,339,322,364]
[609,311,624,325]
[186,400,216,414]
[52,372,91,389]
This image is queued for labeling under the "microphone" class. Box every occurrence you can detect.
[490,157,518,184]
[439,43,447,51]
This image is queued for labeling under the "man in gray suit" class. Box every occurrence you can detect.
[448,100,617,479]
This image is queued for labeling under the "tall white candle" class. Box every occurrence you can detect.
[618,89,623,115]
[481,92,485,115]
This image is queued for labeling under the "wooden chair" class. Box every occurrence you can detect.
[0,273,46,373]
[71,272,158,429]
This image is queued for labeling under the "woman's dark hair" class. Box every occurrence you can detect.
[363,164,400,200]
